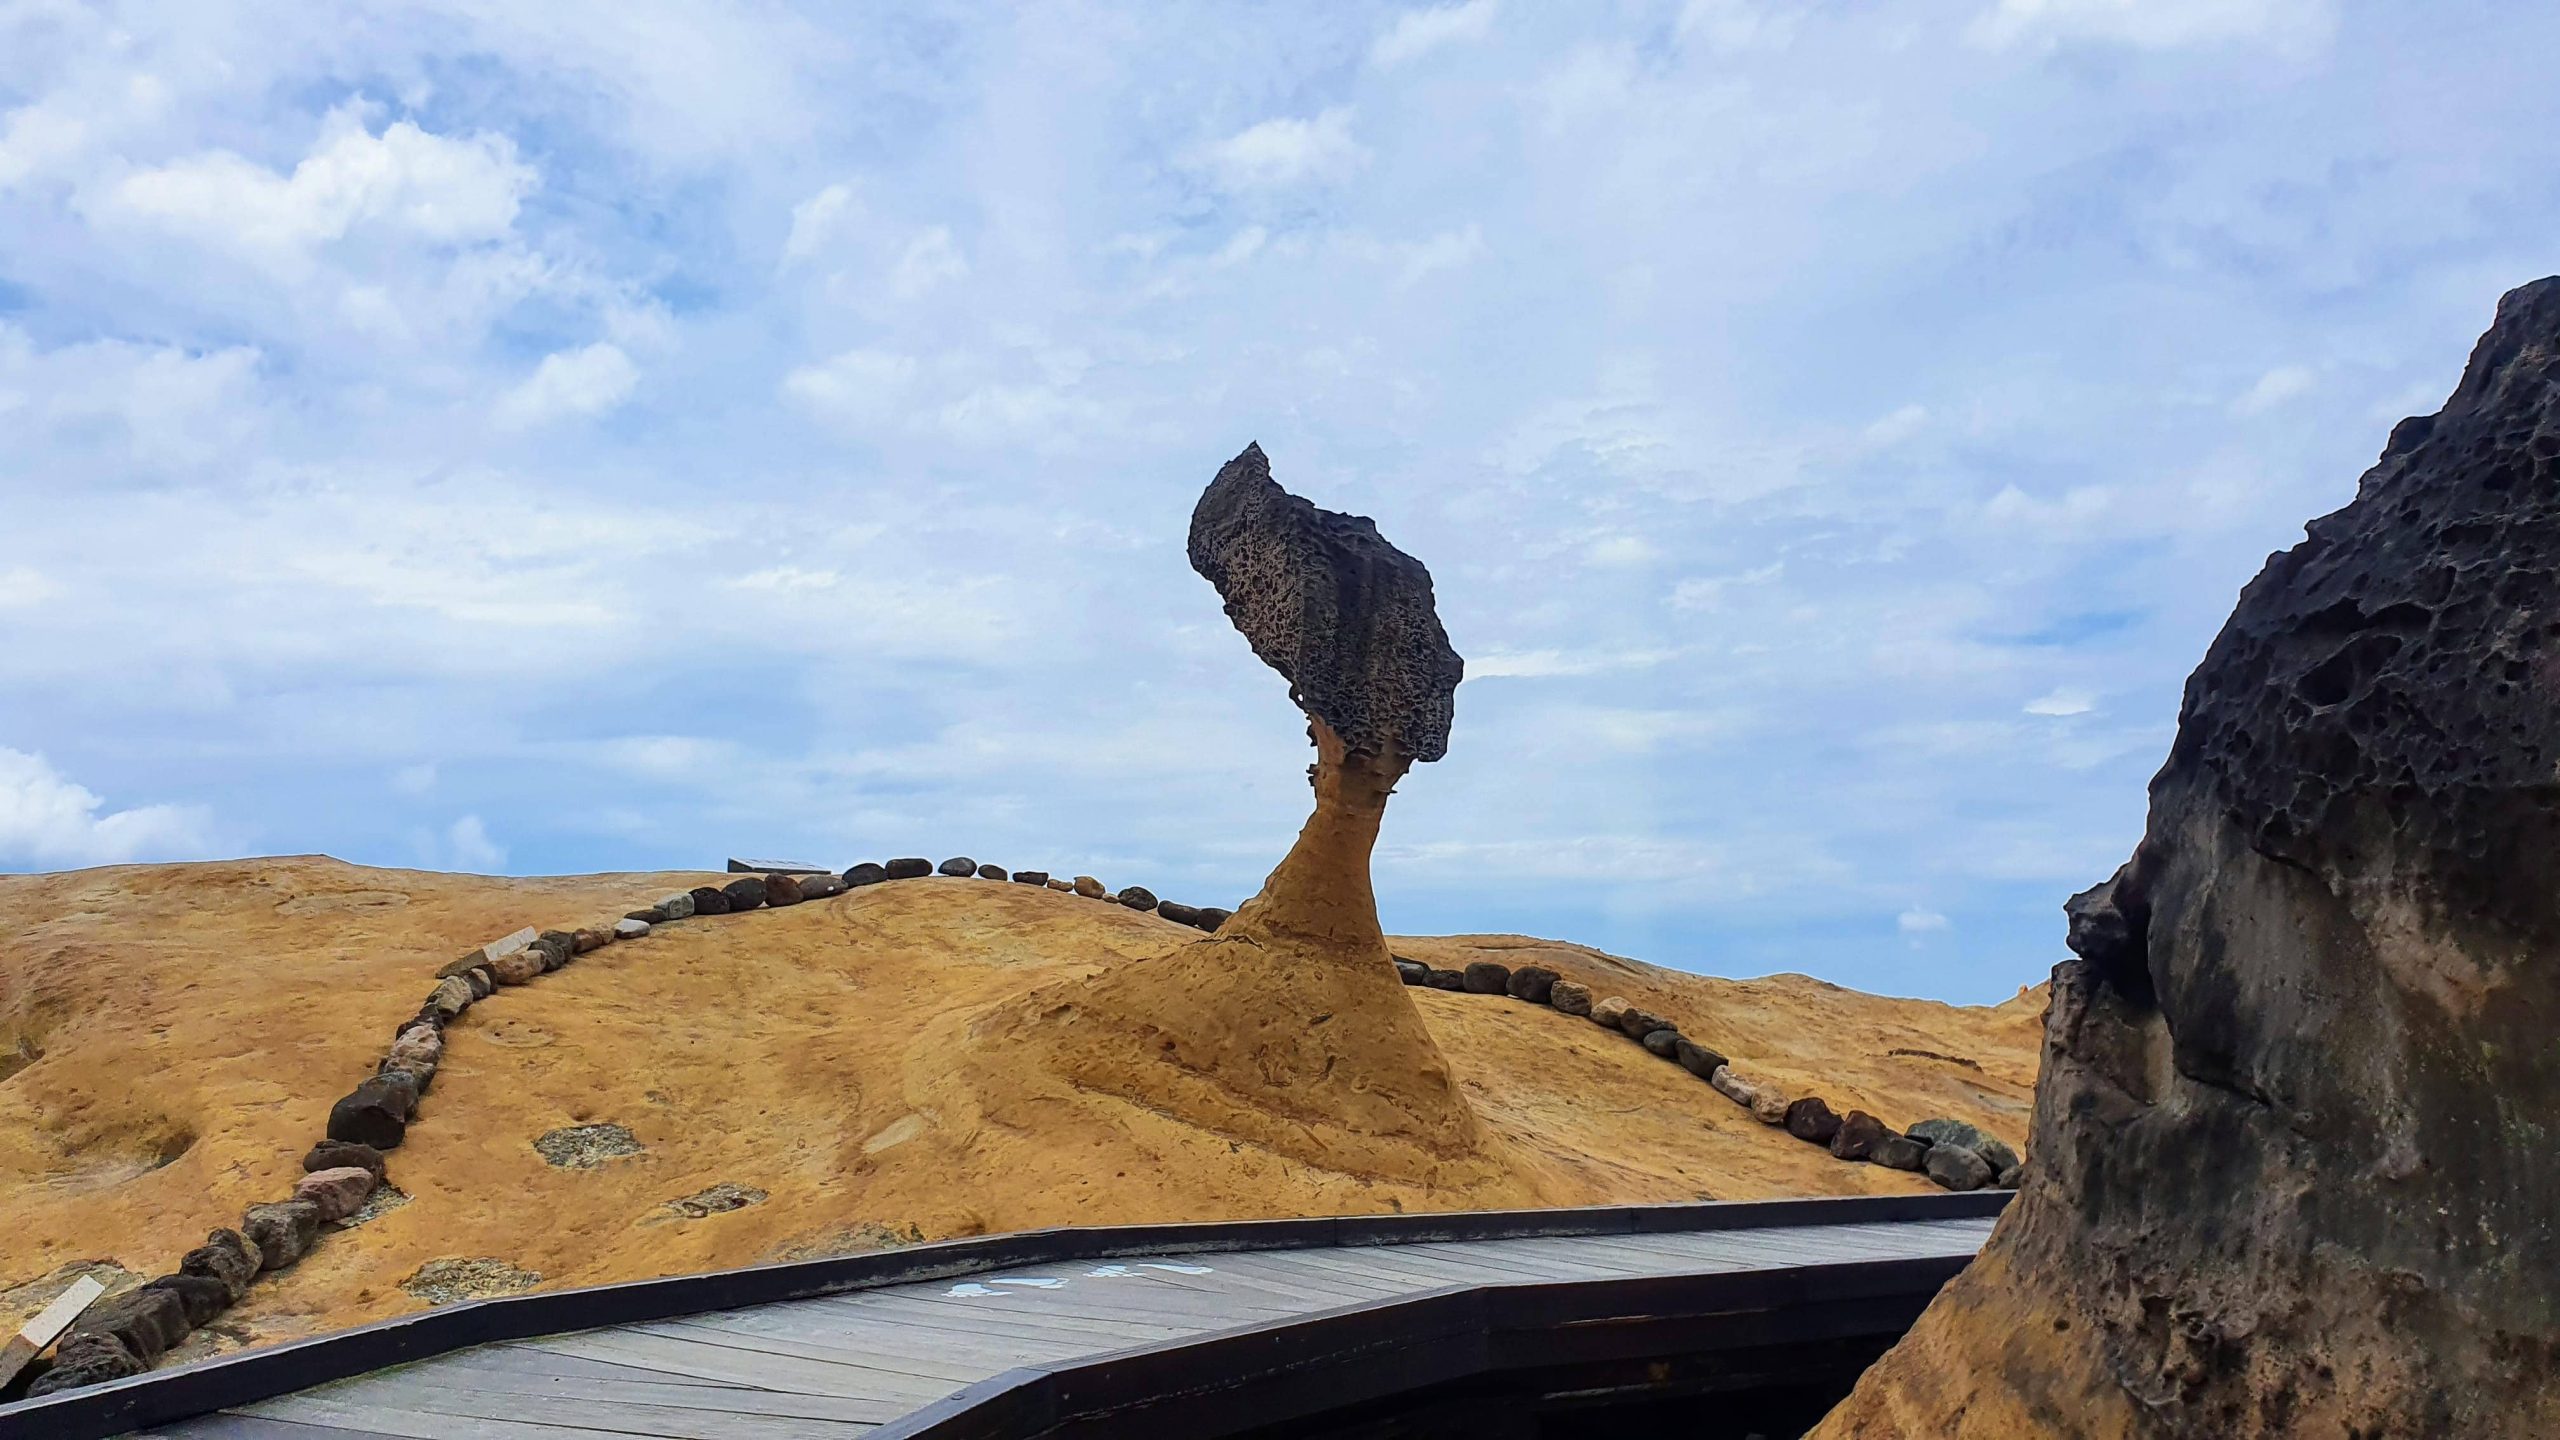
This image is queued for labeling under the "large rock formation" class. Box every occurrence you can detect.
[1816,281,2560,1437]
[950,445,1545,1197]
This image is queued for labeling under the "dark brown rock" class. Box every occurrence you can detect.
[1782,1096,1842,1145]
[1188,443,1462,762]
[242,1200,323,1271]
[798,873,845,900]
[1616,1007,1672,1041]
[142,1273,233,1328]
[720,876,766,911]
[302,1140,387,1180]
[68,1286,189,1364]
[463,966,494,999]
[1830,1110,1893,1162]
[179,1228,260,1300]
[1011,870,1050,885]
[1460,961,1510,994]
[936,857,976,877]
[1155,900,1202,926]
[569,927,607,954]
[327,1075,413,1149]
[1393,958,1428,985]
[1424,968,1465,991]
[531,930,575,969]
[764,873,805,906]
[1639,1027,1680,1058]
[1116,886,1158,910]
[1193,906,1232,931]
[1504,965,1559,1003]
[25,1331,143,1396]
[845,862,892,886]
[688,884,732,915]
[883,858,933,880]
[1674,1037,1728,1078]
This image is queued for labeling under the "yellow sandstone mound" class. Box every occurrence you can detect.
[0,856,2039,1360]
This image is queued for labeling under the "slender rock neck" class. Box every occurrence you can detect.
[1226,719,1407,959]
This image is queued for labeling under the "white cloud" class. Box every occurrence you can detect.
[1898,906,1951,934]
[1195,107,1367,191]
[784,347,919,428]
[443,814,506,872]
[0,747,217,868]
[1372,0,1499,67]
[1971,0,2336,51]
[0,101,89,189]
[892,226,970,299]
[497,342,639,428]
[97,105,534,272]
[732,566,842,592]
[1469,647,1677,679]
[391,763,438,796]
[1668,563,1784,612]
[1585,534,1660,568]
[2231,364,2316,415]
[1676,0,1798,54]
[1863,403,1930,447]
[0,567,62,608]
[783,182,858,263]
[2025,688,2096,717]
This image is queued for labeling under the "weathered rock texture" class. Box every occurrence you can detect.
[1816,280,2560,1438]
[959,446,1517,1192]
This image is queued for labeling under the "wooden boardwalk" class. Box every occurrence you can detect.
[119,1209,1996,1440]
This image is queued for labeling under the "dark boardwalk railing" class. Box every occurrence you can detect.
[0,1191,2008,1440]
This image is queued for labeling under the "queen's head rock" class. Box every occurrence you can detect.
[1815,280,2560,1437]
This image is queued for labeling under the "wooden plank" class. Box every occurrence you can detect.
[919,1284,1304,1332]
[272,1380,880,1440]
[519,1333,953,1406]
[146,1413,401,1440]
[1,1274,107,1393]
[1376,1241,1664,1283]
[417,1346,754,1390]
[312,1368,903,1425]
[633,1319,997,1387]
[796,1294,1193,1349]
[237,1393,691,1440]
[1130,1253,1425,1307]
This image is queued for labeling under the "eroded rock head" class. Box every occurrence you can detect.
[1817,278,2560,1439]
[1189,443,1463,762]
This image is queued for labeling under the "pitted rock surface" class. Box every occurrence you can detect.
[1819,278,2560,1440]
[1187,443,1463,762]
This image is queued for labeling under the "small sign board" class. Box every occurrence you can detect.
[727,859,834,875]
[0,1273,107,1390]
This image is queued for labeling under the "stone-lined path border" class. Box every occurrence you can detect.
[1392,957,2026,1195]
[11,855,2017,1400]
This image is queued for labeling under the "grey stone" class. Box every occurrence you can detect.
[1874,1135,1930,1172]
[1187,442,1462,763]
[1675,1037,1729,1079]
[25,1331,144,1396]
[1156,900,1202,926]
[179,1229,260,1300]
[242,1200,323,1271]
[688,885,732,916]
[463,966,494,999]
[531,930,575,969]
[142,1272,233,1328]
[977,863,1007,880]
[656,891,698,920]
[798,873,846,900]
[1708,1065,1759,1111]
[68,1286,189,1364]
[401,1257,542,1305]
[1117,886,1158,910]
[1424,968,1465,991]
[1011,870,1050,885]
[663,1182,768,1218]
[1394,959,1428,985]
[1906,1118,2021,1175]
[1549,979,1593,1016]
[1505,965,1559,1003]
[1639,1027,1681,1058]
[1616,1007,1673,1041]
[1461,961,1510,994]
[719,876,766,911]
[1589,996,1631,1030]
[1995,1163,2023,1190]
[937,857,976,877]
[1926,1142,1994,1192]
[845,862,892,886]
[1193,906,1232,931]
[613,917,651,940]
[885,858,935,880]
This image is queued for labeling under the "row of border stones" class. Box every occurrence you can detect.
[20,854,1239,1398]
[1394,957,2025,1194]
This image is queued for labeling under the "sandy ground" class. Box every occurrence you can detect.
[0,857,2043,1358]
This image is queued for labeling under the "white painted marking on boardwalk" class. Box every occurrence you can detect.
[990,1277,1066,1289]
[1086,1264,1134,1278]
[946,1283,1001,1297]
[1140,1262,1213,1274]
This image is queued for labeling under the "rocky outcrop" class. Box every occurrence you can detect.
[1817,280,2560,1437]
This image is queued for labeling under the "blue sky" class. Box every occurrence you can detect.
[2,0,2554,1003]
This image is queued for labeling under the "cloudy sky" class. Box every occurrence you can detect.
[2,0,2552,1002]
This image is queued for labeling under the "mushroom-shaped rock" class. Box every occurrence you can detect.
[1819,279,2560,1440]
[947,446,1540,1203]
